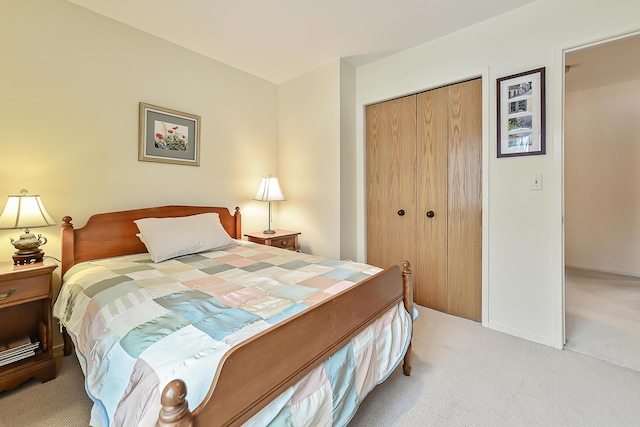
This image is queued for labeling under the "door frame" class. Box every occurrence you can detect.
[553,24,640,349]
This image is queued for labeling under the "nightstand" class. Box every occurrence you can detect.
[245,230,301,251]
[0,259,57,392]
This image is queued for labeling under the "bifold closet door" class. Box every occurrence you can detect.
[365,96,416,272]
[416,87,448,311]
[416,79,482,321]
[446,79,482,321]
[366,79,481,322]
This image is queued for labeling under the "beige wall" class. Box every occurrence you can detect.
[0,0,280,286]
[278,61,342,258]
[339,61,358,261]
[356,0,640,347]
[565,79,640,276]
[277,60,357,260]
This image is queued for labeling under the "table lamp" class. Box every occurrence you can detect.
[253,175,285,234]
[0,189,56,264]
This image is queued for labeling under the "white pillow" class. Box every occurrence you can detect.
[134,213,236,263]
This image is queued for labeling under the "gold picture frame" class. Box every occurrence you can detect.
[138,102,201,166]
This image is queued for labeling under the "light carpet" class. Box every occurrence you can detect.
[350,306,640,426]
[0,357,91,426]
[1,305,639,426]
[564,267,640,372]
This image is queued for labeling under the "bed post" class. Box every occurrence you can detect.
[61,216,75,277]
[60,216,76,356]
[157,380,193,427]
[233,207,241,239]
[401,261,413,376]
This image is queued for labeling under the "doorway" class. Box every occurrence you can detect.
[563,33,640,371]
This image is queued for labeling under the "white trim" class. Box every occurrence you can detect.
[489,321,557,348]
[552,43,566,349]
[480,67,491,328]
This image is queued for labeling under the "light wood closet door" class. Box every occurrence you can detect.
[446,79,482,321]
[366,79,481,322]
[365,96,417,272]
[416,87,448,311]
[416,79,482,321]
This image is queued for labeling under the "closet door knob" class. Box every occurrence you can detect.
[397,209,405,216]
[426,210,435,218]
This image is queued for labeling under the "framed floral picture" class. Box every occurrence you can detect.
[138,103,201,166]
[497,68,546,158]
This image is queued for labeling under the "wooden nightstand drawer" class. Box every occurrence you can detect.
[270,236,296,250]
[244,230,301,252]
[0,275,49,308]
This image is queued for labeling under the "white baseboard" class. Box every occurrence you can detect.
[486,321,562,349]
[565,264,640,278]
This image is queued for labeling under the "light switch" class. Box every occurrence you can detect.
[530,174,542,190]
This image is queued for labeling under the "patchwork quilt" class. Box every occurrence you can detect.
[53,241,412,427]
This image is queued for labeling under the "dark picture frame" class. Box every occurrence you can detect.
[497,68,546,158]
[138,102,201,166]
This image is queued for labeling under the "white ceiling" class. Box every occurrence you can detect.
[68,0,534,84]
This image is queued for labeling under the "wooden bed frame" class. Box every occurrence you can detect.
[60,205,413,427]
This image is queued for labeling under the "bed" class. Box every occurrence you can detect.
[53,205,413,426]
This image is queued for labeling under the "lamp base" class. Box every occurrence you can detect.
[12,249,44,265]
[263,229,276,234]
[9,230,48,264]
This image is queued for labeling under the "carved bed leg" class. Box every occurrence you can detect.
[401,261,413,376]
[158,380,193,427]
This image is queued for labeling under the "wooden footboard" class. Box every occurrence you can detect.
[158,262,413,427]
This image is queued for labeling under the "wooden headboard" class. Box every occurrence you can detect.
[60,205,241,276]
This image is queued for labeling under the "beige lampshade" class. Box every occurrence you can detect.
[253,176,285,234]
[253,176,286,202]
[0,190,56,231]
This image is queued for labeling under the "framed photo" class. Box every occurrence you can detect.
[497,68,546,158]
[139,103,201,166]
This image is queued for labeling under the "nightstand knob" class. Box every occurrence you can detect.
[281,240,288,246]
[0,289,15,301]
